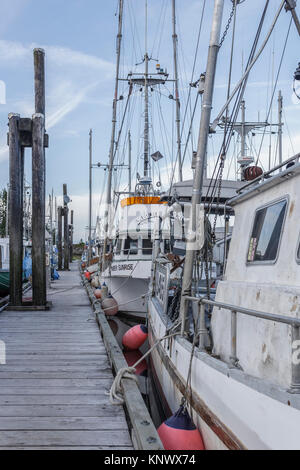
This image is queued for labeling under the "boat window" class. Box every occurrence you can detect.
[0,246,2,269]
[124,239,138,255]
[142,238,153,255]
[297,239,300,262]
[247,199,287,263]
[116,239,122,255]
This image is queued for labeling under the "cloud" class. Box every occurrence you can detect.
[0,40,114,75]
[46,81,100,130]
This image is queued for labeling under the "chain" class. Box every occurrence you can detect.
[219,1,236,48]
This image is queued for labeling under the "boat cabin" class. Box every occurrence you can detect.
[212,155,300,389]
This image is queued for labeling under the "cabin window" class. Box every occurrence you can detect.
[0,246,2,269]
[297,240,300,262]
[124,239,138,255]
[116,239,122,255]
[142,238,153,255]
[247,199,287,263]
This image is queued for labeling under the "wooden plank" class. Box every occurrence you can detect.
[0,386,112,395]
[0,378,111,387]
[0,430,132,447]
[0,417,128,431]
[0,405,122,418]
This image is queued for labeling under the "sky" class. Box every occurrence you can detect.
[0,0,300,242]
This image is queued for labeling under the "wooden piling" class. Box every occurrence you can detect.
[8,113,23,306]
[57,207,63,271]
[70,210,74,263]
[34,49,45,115]
[63,185,69,271]
[32,113,46,306]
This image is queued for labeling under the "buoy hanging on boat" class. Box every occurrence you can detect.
[243,166,263,181]
[101,294,118,316]
[94,289,102,300]
[124,350,148,377]
[122,325,148,351]
[158,406,205,451]
[84,271,91,281]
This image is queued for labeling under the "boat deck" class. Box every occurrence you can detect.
[0,264,132,450]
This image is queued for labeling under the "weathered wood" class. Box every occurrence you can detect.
[0,405,121,418]
[8,113,23,307]
[83,280,164,451]
[0,417,129,431]
[63,184,70,271]
[0,431,132,447]
[32,113,46,306]
[0,264,132,449]
[57,206,63,270]
[34,48,45,115]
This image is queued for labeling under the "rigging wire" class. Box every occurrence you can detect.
[255,17,293,165]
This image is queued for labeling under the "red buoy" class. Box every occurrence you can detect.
[158,406,205,451]
[84,271,91,281]
[124,350,148,377]
[94,289,102,300]
[122,325,148,351]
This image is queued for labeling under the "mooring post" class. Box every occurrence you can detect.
[63,184,70,271]
[32,113,46,306]
[8,113,23,306]
[70,210,74,262]
[57,206,63,270]
[32,48,46,306]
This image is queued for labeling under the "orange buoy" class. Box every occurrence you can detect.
[81,262,86,270]
[158,406,205,451]
[84,271,91,281]
[124,350,148,377]
[94,289,102,300]
[122,325,148,351]
[101,295,118,316]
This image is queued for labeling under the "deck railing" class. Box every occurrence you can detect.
[183,295,300,394]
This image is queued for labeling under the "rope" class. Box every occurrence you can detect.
[109,326,182,405]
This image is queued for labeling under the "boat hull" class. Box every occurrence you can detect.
[101,259,152,319]
[148,299,300,450]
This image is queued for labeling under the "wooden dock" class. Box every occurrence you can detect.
[0,265,132,450]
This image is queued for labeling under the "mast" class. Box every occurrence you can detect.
[179,0,225,334]
[144,0,150,178]
[128,131,132,193]
[172,0,183,182]
[278,90,283,170]
[88,129,93,264]
[102,0,124,264]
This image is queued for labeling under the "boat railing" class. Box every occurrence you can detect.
[236,153,300,195]
[183,295,300,394]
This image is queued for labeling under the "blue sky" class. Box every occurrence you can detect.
[0,0,300,241]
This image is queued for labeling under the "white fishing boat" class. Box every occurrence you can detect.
[148,0,300,450]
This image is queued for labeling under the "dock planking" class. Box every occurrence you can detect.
[0,265,133,450]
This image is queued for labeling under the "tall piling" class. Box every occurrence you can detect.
[32,113,46,306]
[8,113,23,306]
[63,184,69,271]
[32,48,46,306]
[57,206,63,270]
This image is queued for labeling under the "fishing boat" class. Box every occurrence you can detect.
[148,0,300,450]
[98,0,181,319]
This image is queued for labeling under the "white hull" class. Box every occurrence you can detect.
[149,300,300,450]
[101,259,152,317]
